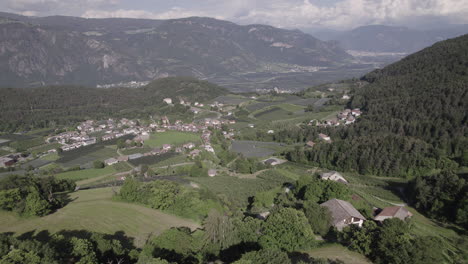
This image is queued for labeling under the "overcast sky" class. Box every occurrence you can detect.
[1,0,467,30]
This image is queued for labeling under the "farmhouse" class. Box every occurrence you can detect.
[319,133,331,142]
[306,141,315,147]
[0,157,15,167]
[163,98,173,104]
[321,199,366,230]
[374,206,413,222]
[117,156,129,162]
[105,158,118,166]
[208,169,217,177]
[128,153,143,160]
[162,144,172,151]
[320,171,348,184]
[263,157,285,166]
[189,149,201,158]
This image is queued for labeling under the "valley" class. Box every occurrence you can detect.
[0,8,467,264]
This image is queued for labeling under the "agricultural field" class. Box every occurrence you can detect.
[56,146,118,168]
[231,140,285,158]
[29,143,61,155]
[0,134,33,147]
[253,107,293,121]
[128,152,178,167]
[8,137,44,151]
[213,95,250,105]
[191,170,290,209]
[149,154,188,169]
[144,131,201,148]
[0,187,199,247]
[55,166,118,182]
[121,146,152,155]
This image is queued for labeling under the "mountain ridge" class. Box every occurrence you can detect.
[0,12,354,90]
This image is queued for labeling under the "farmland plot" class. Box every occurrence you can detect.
[231,140,285,158]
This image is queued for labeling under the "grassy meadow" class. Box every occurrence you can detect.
[0,187,199,247]
[145,131,201,148]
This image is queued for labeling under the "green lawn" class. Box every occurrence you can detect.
[55,166,117,182]
[144,131,201,148]
[0,188,199,247]
[306,244,372,264]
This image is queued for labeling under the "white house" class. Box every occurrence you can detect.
[163,98,173,104]
[320,171,348,184]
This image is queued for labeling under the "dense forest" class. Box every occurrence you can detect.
[0,77,227,131]
[281,34,468,178]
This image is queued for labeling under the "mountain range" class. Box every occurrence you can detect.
[0,12,359,91]
[313,24,468,63]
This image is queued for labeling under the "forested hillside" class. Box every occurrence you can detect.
[285,34,468,178]
[0,77,227,131]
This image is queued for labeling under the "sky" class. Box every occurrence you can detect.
[1,0,467,30]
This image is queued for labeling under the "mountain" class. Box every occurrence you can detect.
[315,24,468,53]
[0,77,228,131]
[0,12,355,91]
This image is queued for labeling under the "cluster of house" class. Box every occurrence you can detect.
[305,133,332,148]
[46,131,97,152]
[163,97,204,108]
[318,171,413,230]
[321,199,413,231]
[312,108,362,127]
[104,142,198,166]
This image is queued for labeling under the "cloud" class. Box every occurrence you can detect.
[1,0,468,30]
[231,0,468,29]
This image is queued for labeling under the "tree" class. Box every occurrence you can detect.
[93,160,105,169]
[303,201,332,236]
[203,210,240,250]
[233,248,291,264]
[149,180,180,210]
[259,208,315,251]
[24,188,51,216]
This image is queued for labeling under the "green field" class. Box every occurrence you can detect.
[55,166,117,182]
[144,131,201,148]
[0,188,199,247]
[306,244,372,264]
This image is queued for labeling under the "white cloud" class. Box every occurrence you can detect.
[1,0,468,30]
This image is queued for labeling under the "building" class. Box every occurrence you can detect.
[306,141,315,147]
[319,133,331,142]
[208,169,217,177]
[189,149,201,158]
[374,206,413,222]
[162,144,172,151]
[320,171,348,184]
[105,158,118,166]
[117,155,129,162]
[128,153,143,160]
[263,158,284,166]
[321,199,366,230]
[267,130,274,134]
[163,98,173,104]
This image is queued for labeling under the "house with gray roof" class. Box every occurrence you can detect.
[374,206,413,222]
[320,171,348,184]
[321,199,366,230]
